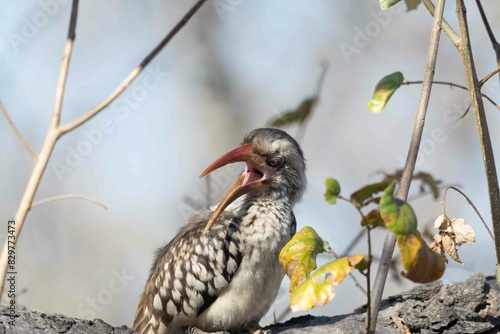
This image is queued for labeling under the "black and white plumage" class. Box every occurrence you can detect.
[133,128,307,334]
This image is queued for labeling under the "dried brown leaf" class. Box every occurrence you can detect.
[450,218,475,244]
[429,234,447,263]
[431,214,475,264]
[441,234,462,264]
[434,214,448,230]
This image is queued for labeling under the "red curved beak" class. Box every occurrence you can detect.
[199,143,265,233]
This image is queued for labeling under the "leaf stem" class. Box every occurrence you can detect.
[402,80,500,111]
[324,247,368,297]
[442,186,494,241]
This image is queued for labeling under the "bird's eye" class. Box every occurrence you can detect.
[266,157,283,168]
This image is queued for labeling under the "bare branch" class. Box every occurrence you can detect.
[370,0,447,331]
[32,194,108,210]
[0,0,82,296]
[365,226,373,333]
[402,80,500,112]
[52,0,79,129]
[422,0,461,49]
[475,0,500,83]
[456,0,500,264]
[475,0,498,46]
[0,101,37,163]
[442,186,494,241]
[479,66,500,87]
[0,0,208,297]
[58,0,208,135]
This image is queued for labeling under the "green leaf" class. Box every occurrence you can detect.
[289,255,367,311]
[350,179,393,207]
[380,0,401,10]
[397,231,445,283]
[361,209,384,227]
[269,98,316,127]
[367,71,404,113]
[404,0,421,11]
[379,181,417,234]
[279,226,330,293]
[324,178,341,204]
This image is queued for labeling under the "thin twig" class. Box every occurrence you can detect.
[0,0,81,296]
[475,0,498,46]
[0,0,208,297]
[475,0,500,85]
[295,61,328,143]
[58,0,208,135]
[324,247,368,297]
[402,80,500,111]
[32,194,108,210]
[442,186,494,241]
[370,0,447,331]
[0,101,38,163]
[365,226,372,334]
[479,67,500,87]
[456,0,500,265]
[421,0,461,49]
[51,0,78,128]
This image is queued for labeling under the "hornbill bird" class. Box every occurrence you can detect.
[133,128,307,334]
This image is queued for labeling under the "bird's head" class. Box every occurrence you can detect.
[200,128,306,232]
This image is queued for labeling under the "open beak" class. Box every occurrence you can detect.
[199,143,266,233]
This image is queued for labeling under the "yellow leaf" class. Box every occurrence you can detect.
[290,255,366,312]
[279,226,329,293]
[397,232,445,283]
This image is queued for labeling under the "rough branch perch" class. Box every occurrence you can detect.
[1,273,499,333]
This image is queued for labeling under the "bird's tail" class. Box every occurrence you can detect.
[133,289,159,334]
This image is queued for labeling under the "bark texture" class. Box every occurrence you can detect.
[1,273,499,333]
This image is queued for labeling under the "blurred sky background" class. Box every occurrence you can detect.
[1,0,500,329]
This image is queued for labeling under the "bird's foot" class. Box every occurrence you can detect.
[243,321,270,334]
[184,324,229,334]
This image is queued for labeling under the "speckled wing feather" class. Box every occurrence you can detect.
[133,209,243,334]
